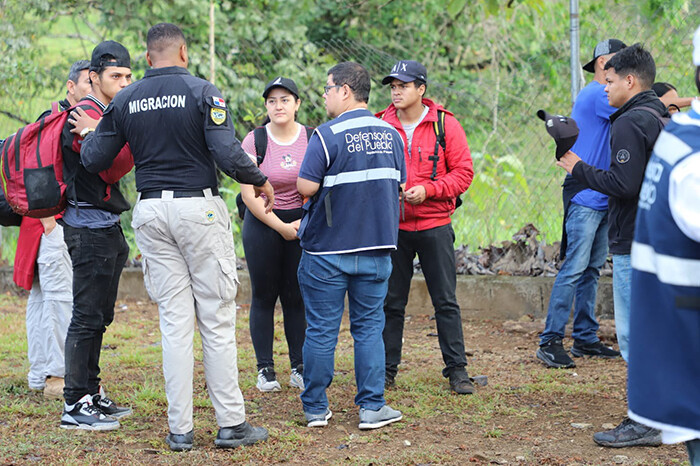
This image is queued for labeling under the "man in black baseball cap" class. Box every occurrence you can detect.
[535,36,625,374]
[262,76,299,100]
[89,40,131,72]
[583,39,626,73]
[58,39,134,432]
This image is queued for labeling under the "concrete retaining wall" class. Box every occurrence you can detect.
[0,267,614,321]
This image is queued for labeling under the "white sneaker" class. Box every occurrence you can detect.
[289,365,304,390]
[256,367,281,392]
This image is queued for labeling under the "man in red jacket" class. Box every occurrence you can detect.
[377,61,475,394]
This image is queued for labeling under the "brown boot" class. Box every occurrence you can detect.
[43,377,64,399]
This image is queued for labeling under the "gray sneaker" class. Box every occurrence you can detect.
[358,405,402,430]
[305,408,332,427]
[289,365,304,390]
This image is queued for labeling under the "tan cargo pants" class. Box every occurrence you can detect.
[132,189,245,434]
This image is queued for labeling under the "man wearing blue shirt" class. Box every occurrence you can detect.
[296,62,406,430]
[537,39,625,368]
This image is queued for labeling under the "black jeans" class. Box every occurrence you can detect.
[383,224,467,378]
[242,208,305,370]
[62,222,128,404]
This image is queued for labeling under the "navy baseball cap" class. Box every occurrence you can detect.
[382,60,427,85]
[263,76,300,99]
[537,109,579,160]
[90,40,131,71]
[582,39,626,73]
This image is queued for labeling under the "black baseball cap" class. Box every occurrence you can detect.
[537,109,579,160]
[262,76,299,99]
[90,40,131,71]
[582,39,626,73]
[382,60,427,85]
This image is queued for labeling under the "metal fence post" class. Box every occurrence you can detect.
[570,0,581,105]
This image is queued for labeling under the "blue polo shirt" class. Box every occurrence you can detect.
[569,81,616,210]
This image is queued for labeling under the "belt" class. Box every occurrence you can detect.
[139,187,219,200]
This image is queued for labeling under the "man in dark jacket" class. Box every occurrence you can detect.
[557,43,666,448]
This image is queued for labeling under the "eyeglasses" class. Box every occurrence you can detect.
[323,84,343,95]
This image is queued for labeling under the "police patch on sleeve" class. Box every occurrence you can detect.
[210,107,227,125]
[616,149,631,164]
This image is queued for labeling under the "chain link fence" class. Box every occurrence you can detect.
[217,4,697,273]
[1,3,698,272]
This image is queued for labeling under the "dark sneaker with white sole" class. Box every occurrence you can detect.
[358,405,402,430]
[305,408,332,427]
[60,394,120,431]
[165,430,194,451]
[537,338,576,368]
[92,385,132,419]
[570,340,621,359]
[593,417,662,447]
[215,421,268,448]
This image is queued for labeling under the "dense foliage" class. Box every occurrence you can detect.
[1,0,697,261]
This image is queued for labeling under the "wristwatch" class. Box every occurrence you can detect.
[80,127,95,138]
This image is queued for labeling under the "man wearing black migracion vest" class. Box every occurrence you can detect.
[78,23,273,451]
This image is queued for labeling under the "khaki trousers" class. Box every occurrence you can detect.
[132,189,245,434]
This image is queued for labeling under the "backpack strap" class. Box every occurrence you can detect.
[429,110,446,181]
[304,125,314,141]
[637,106,670,128]
[253,126,267,166]
[50,101,60,115]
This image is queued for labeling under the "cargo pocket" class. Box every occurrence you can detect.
[140,256,157,302]
[217,256,239,303]
[37,225,72,298]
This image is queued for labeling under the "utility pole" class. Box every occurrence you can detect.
[570,0,581,105]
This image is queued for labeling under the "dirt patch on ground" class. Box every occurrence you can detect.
[0,299,687,465]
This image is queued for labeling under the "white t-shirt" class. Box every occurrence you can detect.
[401,105,429,154]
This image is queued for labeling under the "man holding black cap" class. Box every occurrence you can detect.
[59,40,134,431]
[558,43,667,448]
[377,60,474,394]
[79,23,272,450]
[536,39,625,369]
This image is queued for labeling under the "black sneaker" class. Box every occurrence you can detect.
[60,394,120,431]
[448,368,475,395]
[92,385,132,419]
[571,340,621,359]
[536,338,576,368]
[385,372,396,389]
[593,417,662,448]
[165,430,194,451]
[214,421,269,448]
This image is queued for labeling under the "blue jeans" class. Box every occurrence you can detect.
[298,251,392,415]
[540,204,609,345]
[612,254,631,362]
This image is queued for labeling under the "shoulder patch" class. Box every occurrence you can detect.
[212,96,226,108]
[210,107,227,125]
[616,149,631,164]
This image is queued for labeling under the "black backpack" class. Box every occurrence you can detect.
[384,109,463,209]
[235,125,314,220]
